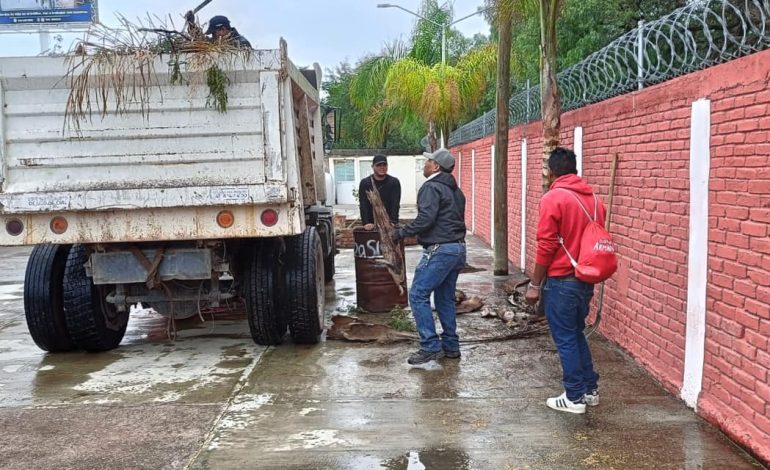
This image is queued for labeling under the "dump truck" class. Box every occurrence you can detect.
[0,40,335,352]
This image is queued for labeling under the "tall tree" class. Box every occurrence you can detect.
[493,0,514,275]
[539,0,563,192]
[485,0,534,274]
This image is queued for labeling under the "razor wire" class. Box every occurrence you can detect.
[449,0,770,147]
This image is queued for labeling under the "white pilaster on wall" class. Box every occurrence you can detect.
[681,99,711,410]
[471,149,476,234]
[520,139,528,272]
[574,127,584,176]
[457,151,462,188]
[491,144,495,248]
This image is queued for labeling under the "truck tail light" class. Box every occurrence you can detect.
[50,216,68,234]
[260,209,278,227]
[5,219,23,236]
[217,210,235,228]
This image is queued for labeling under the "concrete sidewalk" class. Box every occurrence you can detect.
[197,236,762,469]
[0,237,762,469]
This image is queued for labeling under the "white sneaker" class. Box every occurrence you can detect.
[584,390,599,406]
[546,392,586,414]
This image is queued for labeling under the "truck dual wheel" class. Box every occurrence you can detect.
[285,227,325,344]
[63,245,128,352]
[24,244,76,352]
[244,239,288,345]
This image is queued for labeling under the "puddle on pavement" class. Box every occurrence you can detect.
[272,429,357,451]
[0,305,263,406]
[207,393,275,450]
[0,283,23,301]
[333,448,472,470]
[67,340,253,400]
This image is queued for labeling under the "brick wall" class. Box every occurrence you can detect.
[452,49,770,462]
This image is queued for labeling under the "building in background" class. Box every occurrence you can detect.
[329,150,426,206]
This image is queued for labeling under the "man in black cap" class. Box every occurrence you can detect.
[205,15,252,48]
[391,148,467,365]
[358,154,401,230]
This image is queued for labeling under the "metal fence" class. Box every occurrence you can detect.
[449,0,770,147]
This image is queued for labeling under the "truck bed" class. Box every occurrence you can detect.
[0,43,325,245]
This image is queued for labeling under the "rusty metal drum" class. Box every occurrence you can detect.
[353,228,408,313]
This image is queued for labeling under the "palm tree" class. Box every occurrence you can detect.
[383,45,496,151]
[350,0,492,150]
[348,40,414,148]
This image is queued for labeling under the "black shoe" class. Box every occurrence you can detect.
[407,349,444,365]
[443,350,461,359]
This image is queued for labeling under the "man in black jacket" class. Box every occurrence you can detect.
[358,154,401,230]
[205,15,252,48]
[392,148,467,365]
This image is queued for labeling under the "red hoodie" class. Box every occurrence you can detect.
[536,174,607,277]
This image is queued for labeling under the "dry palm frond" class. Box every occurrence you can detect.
[366,188,406,295]
[63,13,252,133]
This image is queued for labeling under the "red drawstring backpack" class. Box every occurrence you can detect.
[557,189,617,283]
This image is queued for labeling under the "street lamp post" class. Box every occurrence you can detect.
[377,3,490,66]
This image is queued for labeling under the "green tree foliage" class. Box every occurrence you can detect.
[321,62,365,148]
[322,0,688,148]
[384,44,496,150]
[472,0,686,119]
[323,0,490,150]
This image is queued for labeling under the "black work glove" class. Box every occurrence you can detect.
[390,228,402,243]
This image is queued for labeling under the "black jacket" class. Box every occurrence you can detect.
[396,172,466,245]
[229,28,252,48]
[359,174,401,225]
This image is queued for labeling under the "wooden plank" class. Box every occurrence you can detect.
[296,94,317,205]
[310,63,327,202]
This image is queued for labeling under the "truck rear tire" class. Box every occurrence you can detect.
[285,227,325,344]
[63,245,128,352]
[244,239,287,345]
[24,244,76,352]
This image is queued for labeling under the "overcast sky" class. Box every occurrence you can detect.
[1,0,490,72]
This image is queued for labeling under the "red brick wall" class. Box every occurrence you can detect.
[476,137,494,244]
[452,49,770,462]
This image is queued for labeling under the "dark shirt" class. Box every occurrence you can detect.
[358,174,401,225]
[396,172,466,245]
[229,28,252,48]
[208,28,252,48]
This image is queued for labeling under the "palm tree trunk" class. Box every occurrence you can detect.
[540,0,562,193]
[493,5,513,276]
[428,120,438,152]
[442,124,450,149]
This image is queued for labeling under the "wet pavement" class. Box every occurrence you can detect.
[0,240,763,469]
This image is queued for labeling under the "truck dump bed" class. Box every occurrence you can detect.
[0,42,325,245]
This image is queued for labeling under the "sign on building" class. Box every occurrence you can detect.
[0,0,97,29]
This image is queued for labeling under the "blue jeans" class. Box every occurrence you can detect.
[409,243,467,353]
[543,276,599,402]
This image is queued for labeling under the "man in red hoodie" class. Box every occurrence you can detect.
[526,147,607,414]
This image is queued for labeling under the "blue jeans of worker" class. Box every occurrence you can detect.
[543,277,599,402]
[409,243,467,353]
